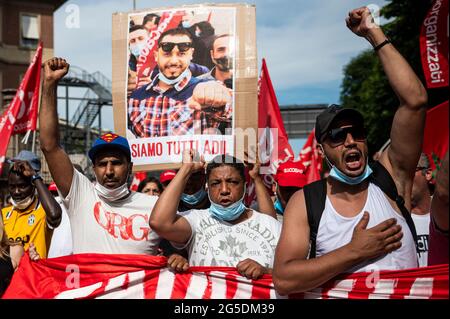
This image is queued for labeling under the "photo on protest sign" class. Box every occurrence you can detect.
[112,4,257,171]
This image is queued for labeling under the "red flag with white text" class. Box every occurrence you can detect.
[136,12,183,83]
[3,254,448,299]
[0,43,42,174]
[420,0,449,88]
[246,59,293,206]
[298,129,322,184]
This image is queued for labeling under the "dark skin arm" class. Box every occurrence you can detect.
[13,160,62,228]
[150,150,204,245]
[39,58,74,198]
[273,190,403,295]
[245,154,277,219]
[431,151,449,231]
[237,258,271,280]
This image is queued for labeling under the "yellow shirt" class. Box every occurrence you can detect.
[1,198,53,258]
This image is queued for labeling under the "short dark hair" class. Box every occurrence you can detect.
[129,24,145,33]
[143,13,160,26]
[206,154,245,181]
[158,28,193,45]
[137,176,163,193]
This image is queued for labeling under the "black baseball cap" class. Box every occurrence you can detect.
[315,104,364,143]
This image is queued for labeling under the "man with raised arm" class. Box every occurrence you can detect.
[273,6,428,295]
[39,58,162,255]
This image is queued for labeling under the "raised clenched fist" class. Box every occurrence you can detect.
[43,57,70,84]
[188,81,231,111]
[345,7,380,38]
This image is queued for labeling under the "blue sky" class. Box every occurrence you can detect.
[54,0,387,151]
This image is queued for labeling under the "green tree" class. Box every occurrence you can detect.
[340,0,433,155]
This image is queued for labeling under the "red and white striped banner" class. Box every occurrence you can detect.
[2,254,448,299]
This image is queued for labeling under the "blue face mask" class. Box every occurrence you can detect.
[208,188,247,222]
[274,198,284,214]
[329,164,373,185]
[181,188,207,206]
[158,67,190,86]
[182,21,191,29]
[130,42,145,58]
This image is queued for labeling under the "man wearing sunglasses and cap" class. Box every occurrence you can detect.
[273,6,428,295]
[128,27,232,138]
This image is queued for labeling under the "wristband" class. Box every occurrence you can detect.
[31,174,42,184]
[374,39,391,52]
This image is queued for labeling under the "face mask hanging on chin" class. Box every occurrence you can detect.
[207,186,247,222]
[10,194,35,210]
[94,181,130,202]
[320,145,372,185]
[158,68,190,86]
[327,157,373,185]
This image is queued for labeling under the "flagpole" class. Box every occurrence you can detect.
[31,130,37,153]
[32,60,44,154]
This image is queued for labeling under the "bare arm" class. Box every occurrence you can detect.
[253,176,277,218]
[39,58,74,198]
[346,7,428,199]
[246,161,277,219]
[150,150,205,244]
[431,151,449,231]
[273,190,403,295]
[12,161,62,228]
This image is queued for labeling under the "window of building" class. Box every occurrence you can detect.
[20,13,40,49]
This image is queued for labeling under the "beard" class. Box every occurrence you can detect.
[213,56,232,72]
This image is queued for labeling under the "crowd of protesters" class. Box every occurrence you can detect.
[0,6,448,298]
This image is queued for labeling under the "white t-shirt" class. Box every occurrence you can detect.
[176,209,282,268]
[60,170,160,255]
[48,196,73,258]
[411,213,430,267]
[316,183,418,273]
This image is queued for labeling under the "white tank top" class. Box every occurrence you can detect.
[316,183,418,273]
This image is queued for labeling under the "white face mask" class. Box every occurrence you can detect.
[10,194,35,210]
[94,180,130,202]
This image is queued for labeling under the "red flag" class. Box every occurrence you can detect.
[298,129,322,184]
[420,0,449,88]
[0,43,42,174]
[3,254,448,299]
[136,11,183,82]
[258,59,294,169]
[130,171,148,191]
[423,101,449,171]
[246,59,294,205]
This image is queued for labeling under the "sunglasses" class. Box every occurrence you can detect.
[326,126,366,146]
[159,42,192,53]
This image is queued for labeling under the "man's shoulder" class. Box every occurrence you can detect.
[129,84,153,100]
[1,205,12,213]
[1,205,14,218]
[130,192,159,205]
[251,210,282,226]
[179,208,210,219]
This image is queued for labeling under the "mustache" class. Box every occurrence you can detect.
[164,63,182,69]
